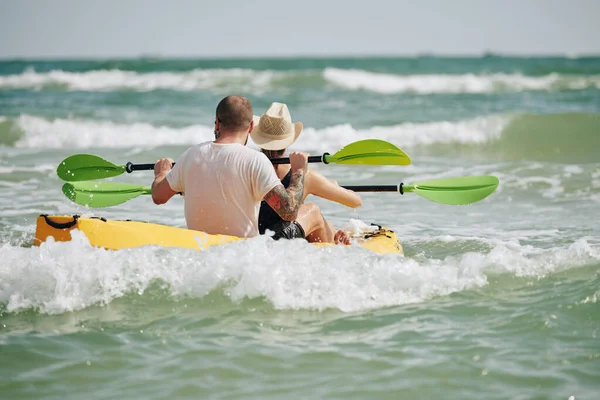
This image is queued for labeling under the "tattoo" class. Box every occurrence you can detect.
[288,170,305,209]
[264,171,305,221]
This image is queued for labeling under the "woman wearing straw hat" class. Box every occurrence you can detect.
[251,102,362,245]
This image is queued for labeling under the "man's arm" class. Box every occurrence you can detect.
[264,169,305,221]
[152,158,178,205]
[262,152,308,221]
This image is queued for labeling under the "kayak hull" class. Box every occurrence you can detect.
[33,215,403,255]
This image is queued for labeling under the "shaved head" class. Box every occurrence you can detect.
[216,95,253,132]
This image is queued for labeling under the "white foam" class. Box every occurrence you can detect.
[13,114,214,148]
[578,290,599,305]
[3,67,599,94]
[0,164,55,174]
[10,114,510,150]
[0,67,284,92]
[295,115,509,149]
[563,165,584,176]
[456,238,600,277]
[1,231,598,315]
[323,68,600,94]
[343,218,380,237]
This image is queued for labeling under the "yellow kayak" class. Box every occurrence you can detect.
[33,215,403,255]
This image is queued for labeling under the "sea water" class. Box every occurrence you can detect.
[1,56,599,399]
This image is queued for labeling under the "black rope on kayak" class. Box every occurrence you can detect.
[363,229,393,240]
[41,214,80,229]
[364,225,394,240]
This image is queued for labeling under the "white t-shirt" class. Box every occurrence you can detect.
[166,141,281,238]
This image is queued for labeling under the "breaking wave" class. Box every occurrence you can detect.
[2,112,598,164]
[1,67,599,94]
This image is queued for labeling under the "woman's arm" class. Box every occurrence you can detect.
[305,169,362,208]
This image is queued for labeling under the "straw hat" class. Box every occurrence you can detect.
[250,102,303,150]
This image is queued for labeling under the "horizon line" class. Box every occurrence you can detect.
[1,51,600,62]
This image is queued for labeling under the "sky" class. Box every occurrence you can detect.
[1,0,599,59]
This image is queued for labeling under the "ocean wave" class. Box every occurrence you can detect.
[323,68,600,94]
[1,231,598,314]
[0,67,288,92]
[0,114,509,150]
[300,115,509,148]
[412,113,600,164]
[2,115,214,148]
[0,164,55,174]
[2,113,598,164]
[2,67,600,94]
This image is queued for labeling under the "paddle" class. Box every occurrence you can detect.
[62,176,499,208]
[56,139,411,182]
[62,182,152,208]
[344,176,499,205]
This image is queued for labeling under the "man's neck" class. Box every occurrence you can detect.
[213,131,247,145]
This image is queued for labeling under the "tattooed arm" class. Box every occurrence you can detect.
[263,169,305,221]
[262,152,308,221]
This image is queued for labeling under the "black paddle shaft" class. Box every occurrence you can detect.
[125,154,330,173]
[272,154,329,165]
[342,184,405,194]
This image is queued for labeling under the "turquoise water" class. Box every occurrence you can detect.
[1,56,599,399]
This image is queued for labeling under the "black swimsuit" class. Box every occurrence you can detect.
[258,169,305,240]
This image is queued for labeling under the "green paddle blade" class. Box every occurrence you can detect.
[325,139,411,165]
[56,140,412,182]
[60,176,499,208]
[57,154,127,182]
[62,182,152,208]
[403,176,499,205]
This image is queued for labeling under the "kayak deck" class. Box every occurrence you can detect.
[33,215,403,255]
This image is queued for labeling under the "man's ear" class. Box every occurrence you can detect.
[248,119,254,133]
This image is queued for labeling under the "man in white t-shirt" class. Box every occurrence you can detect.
[151,95,309,239]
